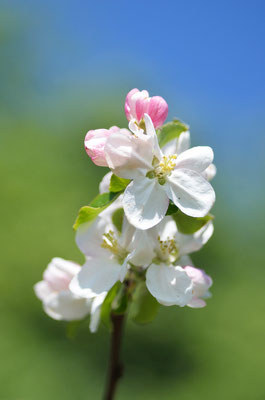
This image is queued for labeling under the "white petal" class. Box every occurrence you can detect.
[89,292,107,333]
[34,281,53,301]
[202,163,217,181]
[99,171,113,193]
[174,146,214,173]
[166,169,215,217]
[128,119,144,135]
[162,131,191,156]
[127,229,156,267]
[123,178,169,230]
[75,217,112,258]
[69,258,121,298]
[177,131,191,154]
[144,113,163,159]
[146,263,193,306]
[177,221,214,256]
[155,215,178,241]
[104,131,153,179]
[43,291,91,321]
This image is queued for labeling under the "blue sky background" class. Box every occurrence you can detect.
[1,0,265,211]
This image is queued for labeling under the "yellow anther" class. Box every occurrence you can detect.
[101,230,128,264]
[157,235,179,263]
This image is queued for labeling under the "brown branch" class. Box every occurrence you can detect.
[103,313,125,400]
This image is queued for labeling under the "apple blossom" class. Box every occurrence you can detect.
[34,257,91,321]
[84,126,129,167]
[70,216,136,299]
[36,88,217,396]
[125,88,168,129]
[105,114,215,230]
[124,215,214,268]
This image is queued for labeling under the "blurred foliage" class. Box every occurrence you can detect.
[1,9,265,400]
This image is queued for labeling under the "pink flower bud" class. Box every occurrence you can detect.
[184,266,213,308]
[125,88,168,128]
[84,126,120,167]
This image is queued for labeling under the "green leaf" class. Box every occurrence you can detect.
[109,174,130,193]
[130,282,160,324]
[172,210,214,234]
[158,119,189,148]
[166,201,179,216]
[100,282,122,330]
[112,208,124,233]
[73,191,121,230]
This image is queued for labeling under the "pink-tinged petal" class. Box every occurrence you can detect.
[105,131,153,179]
[69,258,122,298]
[166,169,215,217]
[187,297,206,308]
[84,126,126,167]
[123,178,169,230]
[43,290,91,321]
[84,129,111,167]
[184,266,212,308]
[43,258,81,292]
[125,88,142,120]
[146,264,193,306]
[147,96,168,128]
[125,88,168,127]
[174,146,214,173]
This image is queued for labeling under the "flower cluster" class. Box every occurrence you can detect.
[35,88,216,332]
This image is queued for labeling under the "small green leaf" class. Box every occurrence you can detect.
[166,201,179,215]
[130,282,160,324]
[158,119,189,148]
[109,174,130,193]
[112,208,124,233]
[73,191,121,230]
[172,210,214,234]
[100,282,122,330]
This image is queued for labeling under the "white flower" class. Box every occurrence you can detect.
[124,215,214,268]
[34,258,91,321]
[105,114,215,230]
[69,216,135,299]
[127,216,213,307]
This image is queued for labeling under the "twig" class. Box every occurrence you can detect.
[104,313,125,400]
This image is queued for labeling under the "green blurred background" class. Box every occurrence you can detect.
[1,1,265,399]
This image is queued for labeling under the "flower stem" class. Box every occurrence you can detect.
[104,313,125,400]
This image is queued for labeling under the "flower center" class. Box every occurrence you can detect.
[152,235,179,265]
[101,230,128,264]
[157,235,179,263]
[146,155,177,185]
